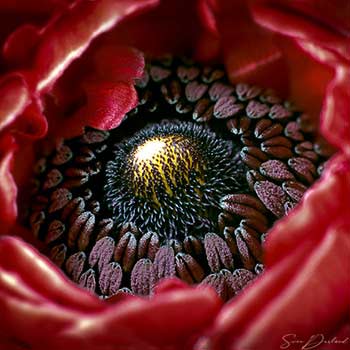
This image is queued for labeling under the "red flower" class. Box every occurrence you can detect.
[0,1,349,349]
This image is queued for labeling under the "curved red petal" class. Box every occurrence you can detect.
[266,154,350,266]
[0,237,221,350]
[0,135,17,226]
[93,46,145,82]
[59,284,221,350]
[321,65,350,154]
[13,100,48,140]
[61,81,138,138]
[214,0,286,93]
[0,74,30,132]
[0,236,104,312]
[34,0,158,94]
[209,223,350,349]
[251,1,350,62]
[3,24,41,67]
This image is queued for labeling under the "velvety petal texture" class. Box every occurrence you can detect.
[0,237,222,350]
[0,0,349,349]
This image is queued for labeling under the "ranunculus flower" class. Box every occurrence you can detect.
[0,0,349,349]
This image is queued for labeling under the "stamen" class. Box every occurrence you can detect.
[28,56,331,301]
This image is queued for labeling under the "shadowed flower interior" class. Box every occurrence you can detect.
[28,57,329,300]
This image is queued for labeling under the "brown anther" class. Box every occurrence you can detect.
[99,262,123,296]
[49,243,67,267]
[234,228,255,270]
[95,218,114,241]
[183,235,204,257]
[297,113,315,133]
[89,236,115,272]
[223,226,238,256]
[202,67,224,83]
[246,100,270,119]
[66,251,86,282]
[43,169,63,190]
[161,79,182,104]
[240,218,269,235]
[269,104,292,120]
[67,211,94,249]
[254,119,283,140]
[153,246,176,280]
[204,233,234,272]
[185,81,208,102]
[221,194,266,212]
[226,116,251,135]
[282,181,308,202]
[75,147,96,163]
[62,197,85,224]
[209,82,234,101]
[313,138,336,158]
[192,98,214,122]
[240,135,254,146]
[214,96,243,119]
[177,65,200,82]
[246,169,266,191]
[79,269,96,292]
[130,259,155,296]
[288,157,316,184]
[175,253,205,283]
[45,220,65,244]
[49,188,72,213]
[294,142,318,162]
[80,130,109,144]
[240,146,269,169]
[52,144,73,166]
[76,212,95,251]
[64,168,89,188]
[220,194,268,225]
[114,231,137,272]
[200,269,236,301]
[260,159,295,182]
[150,66,171,82]
[284,121,304,141]
[237,226,263,262]
[254,181,288,218]
[236,84,261,100]
[138,231,160,260]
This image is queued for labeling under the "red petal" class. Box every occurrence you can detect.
[251,1,350,62]
[33,0,158,93]
[0,236,104,312]
[12,100,48,140]
[61,81,138,138]
[59,285,221,349]
[0,74,30,132]
[209,225,350,349]
[266,154,350,266]
[94,45,145,82]
[214,0,286,93]
[3,24,41,67]
[0,237,221,350]
[0,135,17,226]
[321,65,350,154]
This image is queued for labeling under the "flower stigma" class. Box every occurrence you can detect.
[28,57,330,300]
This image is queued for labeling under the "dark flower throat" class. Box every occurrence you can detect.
[28,57,329,300]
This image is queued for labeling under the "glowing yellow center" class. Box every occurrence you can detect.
[128,135,205,206]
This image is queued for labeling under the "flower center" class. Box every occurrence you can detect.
[104,121,243,237]
[129,135,204,204]
[28,56,330,301]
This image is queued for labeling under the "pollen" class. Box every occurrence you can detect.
[128,135,205,205]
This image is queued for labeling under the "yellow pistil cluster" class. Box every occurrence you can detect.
[128,135,205,206]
